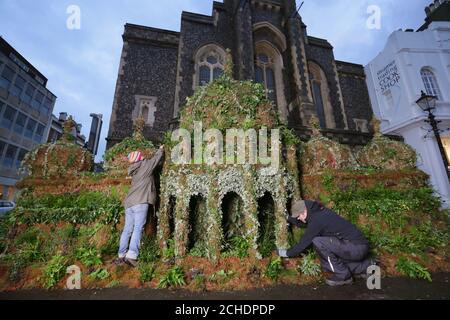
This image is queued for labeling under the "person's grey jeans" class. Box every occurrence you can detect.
[118,203,149,260]
[312,236,372,280]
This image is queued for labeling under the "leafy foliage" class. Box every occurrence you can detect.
[281,126,302,146]
[75,246,102,268]
[42,253,67,289]
[265,258,283,281]
[208,269,235,283]
[139,263,155,283]
[298,251,321,277]
[12,192,123,227]
[89,268,110,280]
[5,226,50,281]
[100,229,120,256]
[396,257,432,282]
[179,74,279,133]
[326,183,446,255]
[163,238,175,260]
[20,141,93,179]
[222,236,249,258]
[139,236,160,263]
[158,266,186,288]
[104,137,155,162]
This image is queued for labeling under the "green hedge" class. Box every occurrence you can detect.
[11,191,123,227]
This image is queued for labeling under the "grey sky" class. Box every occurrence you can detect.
[0,0,430,161]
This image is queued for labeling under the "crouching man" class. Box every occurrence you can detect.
[278,200,375,286]
[114,145,164,267]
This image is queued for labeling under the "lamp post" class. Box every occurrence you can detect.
[415,90,450,180]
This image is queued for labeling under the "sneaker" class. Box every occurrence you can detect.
[112,257,126,266]
[325,276,353,286]
[125,257,138,267]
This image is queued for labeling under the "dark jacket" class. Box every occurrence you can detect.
[286,201,368,257]
[124,148,164,209]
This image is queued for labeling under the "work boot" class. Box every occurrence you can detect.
[325,275,353,286]
[353,258,381,279]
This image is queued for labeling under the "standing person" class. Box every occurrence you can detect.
[278,200,376,286]
[114,145,165,267]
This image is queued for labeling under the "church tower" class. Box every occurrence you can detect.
[106,0,373,150]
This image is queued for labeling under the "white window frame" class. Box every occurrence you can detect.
[421,68,442,100]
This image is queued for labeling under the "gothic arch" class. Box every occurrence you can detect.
[254,40,288,122]
[253,22,287,53]
[193,43,227,89]
[308,61,336,129]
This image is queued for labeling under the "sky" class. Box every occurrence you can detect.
[0,0,430,162]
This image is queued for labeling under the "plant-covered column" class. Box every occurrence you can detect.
[157,189,171,253]
[206,172,222,261]
[174,176,189,259]
[242,166,259,259]
[157,156,172,252]
[286,145,301,201]
[274,174,290,250]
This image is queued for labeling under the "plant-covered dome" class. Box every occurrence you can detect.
[104,117,157,174]
[301,116,359,174]
[20,117,93,179]
[179,52,279,132]
[357,118,417,170]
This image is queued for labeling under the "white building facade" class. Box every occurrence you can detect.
[365,1,450,207]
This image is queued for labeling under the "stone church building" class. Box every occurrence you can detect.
[106,0,374,149]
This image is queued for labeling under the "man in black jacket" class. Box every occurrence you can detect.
[278,200,375,286]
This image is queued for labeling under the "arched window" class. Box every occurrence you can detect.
[194,45,225,87]
[421,68,442,100]
[253,27,288,122]
[308,61,335,129]
[255,53,277,103]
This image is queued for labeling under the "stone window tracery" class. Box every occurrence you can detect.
[195,46,225,87]
[255,53,277,104]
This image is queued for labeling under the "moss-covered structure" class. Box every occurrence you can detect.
[357,118,417,170]
[0,59,448,292]
[157,61,301,261]
[20,117,93,179]
[103,118,157,176]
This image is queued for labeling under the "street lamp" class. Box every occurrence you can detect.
[415,90,450,180]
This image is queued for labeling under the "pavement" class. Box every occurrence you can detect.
[0,273,449,300]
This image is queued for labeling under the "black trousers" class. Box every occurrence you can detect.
[312,236,372,280]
